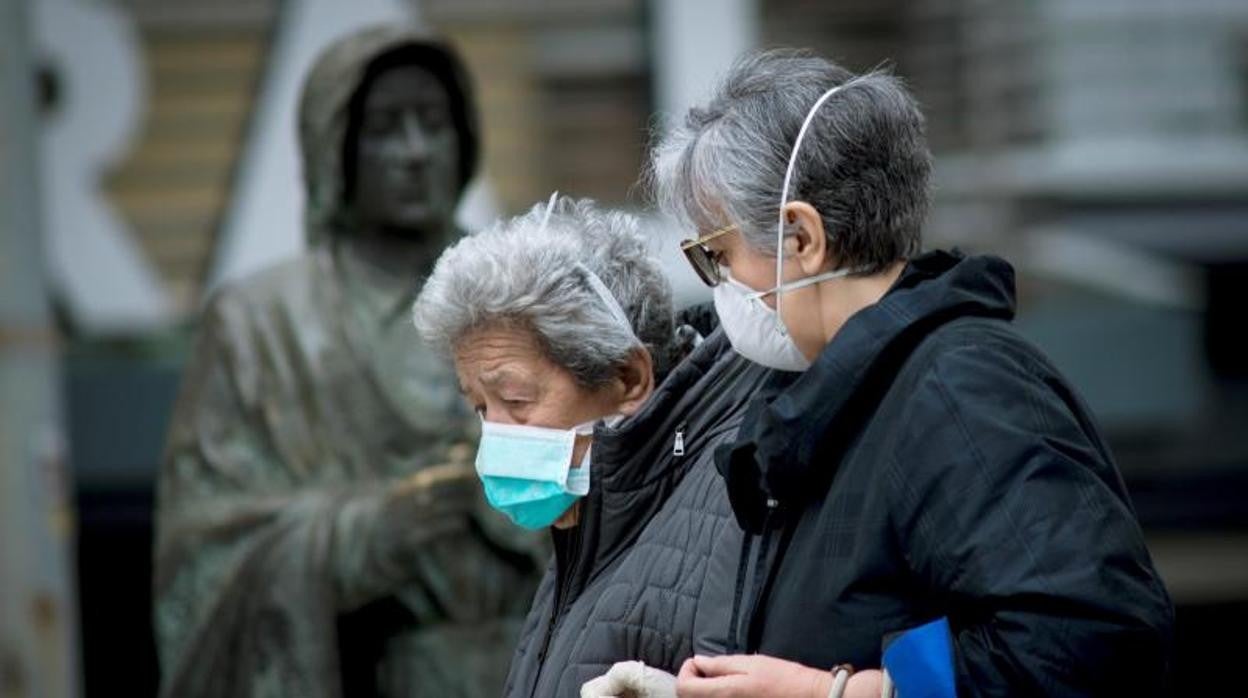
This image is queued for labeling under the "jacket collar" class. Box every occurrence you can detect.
[718,251,1018,532]
[555,329,773,586]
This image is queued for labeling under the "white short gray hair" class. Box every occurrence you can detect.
[413,196,675,386]
[650,49,931,272]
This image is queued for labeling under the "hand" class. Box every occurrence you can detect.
[676,655,829,698]
[582,661,678,698]
[380,462,480,558]
[676,655,884,698]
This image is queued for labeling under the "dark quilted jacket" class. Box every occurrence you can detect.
[501,330,775,698]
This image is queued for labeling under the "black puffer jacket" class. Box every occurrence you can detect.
[719,251,1174,696]
[502,330,774,698]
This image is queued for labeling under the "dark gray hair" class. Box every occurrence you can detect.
[650,49,931,271]
[412,196,675,386]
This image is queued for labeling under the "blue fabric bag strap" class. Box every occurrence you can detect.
[882,617,957,698]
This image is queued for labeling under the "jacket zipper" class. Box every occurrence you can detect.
[727,532,754,654]
[530,505,588,696]
[739,497,779,652]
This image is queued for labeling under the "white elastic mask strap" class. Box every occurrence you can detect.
[577,263,639,345]
[539,190,558,233]
[775,77,865,315]
[573,420,597,436]
[747,264,873,301]
[540,188,637,346]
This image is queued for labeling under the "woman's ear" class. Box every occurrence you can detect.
[782,201,830,275]
[615,346,655,416]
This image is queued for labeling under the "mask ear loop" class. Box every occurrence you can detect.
[576,263,636,340]
[774,77,864,319]
[539,190,558,233]
[537,191,635,444]
[540,189,639,346]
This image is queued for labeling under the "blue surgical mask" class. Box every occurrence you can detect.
[475,419,595,530]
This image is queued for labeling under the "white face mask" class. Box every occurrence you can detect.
[713,78,870,372]
[713,267,863,372]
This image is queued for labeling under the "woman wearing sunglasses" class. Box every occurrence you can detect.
[633,50,1172,698]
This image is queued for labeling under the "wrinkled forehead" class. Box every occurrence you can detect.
[453,325,551,383]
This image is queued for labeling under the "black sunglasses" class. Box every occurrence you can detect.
[679,225,738,287]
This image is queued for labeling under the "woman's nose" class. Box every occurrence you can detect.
[400,113,430,160]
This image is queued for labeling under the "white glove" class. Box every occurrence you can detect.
[580,661,678,698]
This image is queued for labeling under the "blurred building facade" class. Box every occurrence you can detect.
[100,0,655,315]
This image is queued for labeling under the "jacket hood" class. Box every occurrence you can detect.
[297,24,479,244]
[719,250,1018,531]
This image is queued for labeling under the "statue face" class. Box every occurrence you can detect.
[351,64,460,234]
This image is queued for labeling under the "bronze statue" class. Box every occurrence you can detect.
[154,26,544,698]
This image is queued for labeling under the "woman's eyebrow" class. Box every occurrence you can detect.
[479,368,537,392]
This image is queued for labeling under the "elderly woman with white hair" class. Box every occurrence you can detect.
[412,196,773,698]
